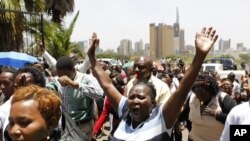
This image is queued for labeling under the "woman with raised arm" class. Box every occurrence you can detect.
[88,27,218,140]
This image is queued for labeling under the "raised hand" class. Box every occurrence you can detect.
[58,75,78,88]
[87,33,99,60]
[90,32,99,48]
[195,27,218,55]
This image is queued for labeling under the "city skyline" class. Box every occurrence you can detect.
[65,0,250,51]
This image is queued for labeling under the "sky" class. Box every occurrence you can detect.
[64,0,250,51]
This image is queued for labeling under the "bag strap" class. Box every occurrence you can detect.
[61,111,89,141]
[218,91,226,108]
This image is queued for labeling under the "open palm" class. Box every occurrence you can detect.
[195,27,218,55]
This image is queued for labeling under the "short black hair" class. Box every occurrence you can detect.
[162,72,174,79]
[1,67,18,77]
[56,56,74,70]
[192,74,219,96]
[18,66,46,87]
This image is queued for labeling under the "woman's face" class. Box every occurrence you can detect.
[221,80,233,95]
[8,100,48,141]
[128,84,154,124]
[193,87,212,102]
[162,75,172,87]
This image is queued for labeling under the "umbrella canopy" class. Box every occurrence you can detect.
[0,51,38,68]
[122,61,134,70]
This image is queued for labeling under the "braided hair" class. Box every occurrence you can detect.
[192,74,219,96]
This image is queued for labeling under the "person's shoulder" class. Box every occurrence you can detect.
[230,101,250,114]
[189,92,197,102]
[151,75,167,85]
[236,101,249,109]
[219,91,228,99]
[233,81,240,86]
[76,71,92,78]
[0,98,11,110]
[127,77,136,85]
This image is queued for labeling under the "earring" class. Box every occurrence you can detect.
[46,136,50,140]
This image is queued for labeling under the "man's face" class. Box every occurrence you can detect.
[69,53,78,64]
[0,72,15,99]
[133,57,152,80]
[32,63,44,72]
[56,68,75,80]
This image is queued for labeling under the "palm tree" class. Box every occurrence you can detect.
[42,11,82,59]
[45,0,74,24]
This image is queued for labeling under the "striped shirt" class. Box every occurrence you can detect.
[112,96,172,141]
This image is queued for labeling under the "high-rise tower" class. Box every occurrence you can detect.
[173,7,180,38]
[149,23,175,59]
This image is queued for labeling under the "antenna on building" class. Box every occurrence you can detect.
[176,7,179,24]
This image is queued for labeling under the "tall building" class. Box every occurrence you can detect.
[179,29,185,52]
[77,40,88,52]
[144,43,150,56]
[150,23,175,59]
[219,38,231,52]
[172,7,186,54]
[118,39,133,56]
[173,7,180,53]
[134,39,144,55]
[236,43,247,52]
[236,43,244,48]
[173,7,180,38]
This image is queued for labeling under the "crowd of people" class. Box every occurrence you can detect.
[0,27,249,141]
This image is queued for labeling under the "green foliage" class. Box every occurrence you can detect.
[96,53,119,59]
[45,0,75,23]
[217,54,235,60]
[42,11,81,59]
[0,0,45,51]
[239,53,250,63]
[0,0,75,52]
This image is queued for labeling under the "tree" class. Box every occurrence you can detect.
[45,0,74,24]
[0,0,44,51]
[42,11,81,59]
[239,53,250,63]
[0,0,75,52]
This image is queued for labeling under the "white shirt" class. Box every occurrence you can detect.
[220,100,250,141]
[113,96,172,140]
[0,97,12,141]
[42,51,91,73]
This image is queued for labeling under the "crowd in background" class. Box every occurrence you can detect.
[0,28,249,141]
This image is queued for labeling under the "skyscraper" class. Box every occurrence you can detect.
[173,7,185,53]
[219,38,231,52]
[150,23,175,59]
[179,29,185,52]
[134,39,144,55]
[173,7,180,38]
[118,39,133,56]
